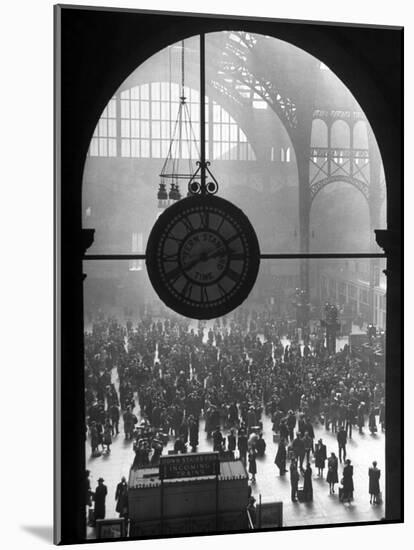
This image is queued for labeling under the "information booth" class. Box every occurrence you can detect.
[128,452,249,536]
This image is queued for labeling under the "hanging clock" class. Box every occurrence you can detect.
[146,194,261,319]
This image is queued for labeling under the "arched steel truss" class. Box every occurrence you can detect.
[210,31,298,130]
[310,175,369,203]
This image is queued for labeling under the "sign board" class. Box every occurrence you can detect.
[159,452,219,480]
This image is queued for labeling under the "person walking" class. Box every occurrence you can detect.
[345,403,354,438]
[109,403,120,436]
[357,402,365,434]
[287,410,296,442]
[279,419,289,442]
[337,425,347,463]
[93,478,108,523]
[292,432,306,471]
[303,431,313,465]
[369,461,381,504]
[189,415,199,453]
[342,459,354,503]
[369,406,378,434]
[248,447,258,482]
[290,458,300,502]
[90,421,101,457]
[115,477,128,519]
[212,425,225,452]
[327,452,339,494]
[303,462,313,502]
[274,437,288,475]
[227,428,236,458]
[238,429,248,464]
[314,438,327,477]
[256,433,266,457]
[103,420,112,454]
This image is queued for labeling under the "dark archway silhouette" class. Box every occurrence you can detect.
[56,6,402,543]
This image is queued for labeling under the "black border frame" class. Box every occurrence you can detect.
[54,4,403,545]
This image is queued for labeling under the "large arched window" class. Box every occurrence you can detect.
[89,83,256,161]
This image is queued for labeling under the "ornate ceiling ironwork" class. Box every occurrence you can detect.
[312,109,367,125]
[209,31,298,129]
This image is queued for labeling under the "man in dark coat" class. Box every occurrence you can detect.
[337,425,347,463]
[189,416,199,452]
[303,418,315,451]
[368,461,381,504]
[357,402,365,433]
[342,459,354,502]
[315,438,327,477]
[109,403,120,435]
[345,403,354,438]
[287,411,296,441]
[290,459,300,502]
[274,437,287,475]
[227,428,236,457]
[303,462,313,501]
[237,430,248,464]
[115,476,128,518]
[94,478,108,521]
[173,435,187,454]
[213,426,225,452]
[123,408,135,440]
[291,432,305,471]
[279,419,289,441]
[256,433,266,457]
[228,402,239,426]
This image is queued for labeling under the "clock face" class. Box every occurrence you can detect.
[146,194,260,319]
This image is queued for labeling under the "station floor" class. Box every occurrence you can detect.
[86,369,385,535]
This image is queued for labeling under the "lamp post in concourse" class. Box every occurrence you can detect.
[321,302,340,354]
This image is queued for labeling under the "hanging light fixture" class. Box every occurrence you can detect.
[158,40,199,210]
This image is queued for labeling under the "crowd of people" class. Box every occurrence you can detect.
[84,305,384,525]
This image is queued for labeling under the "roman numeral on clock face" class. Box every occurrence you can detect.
[227,268,240,282]
[181,217,194,234]
[199,211,210,229]
[217,283,227,297]
[182,280,193,300]
[166,265,183,284]
[226,233,242,245]
[162,253,178,262]
[229,252,245,261]
[216,216,226,233]
[200,286,209,303]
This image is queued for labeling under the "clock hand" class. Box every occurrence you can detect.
[178,247,232,274]
[183,255,203,271]
[204,248,227,261]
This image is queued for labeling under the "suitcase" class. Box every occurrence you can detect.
[338,487,344,502]
[88,507,95,526]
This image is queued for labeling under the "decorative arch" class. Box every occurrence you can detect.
[331,119,351,148]
[311,118,328,148]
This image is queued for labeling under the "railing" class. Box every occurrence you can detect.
[246,508,255,530]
